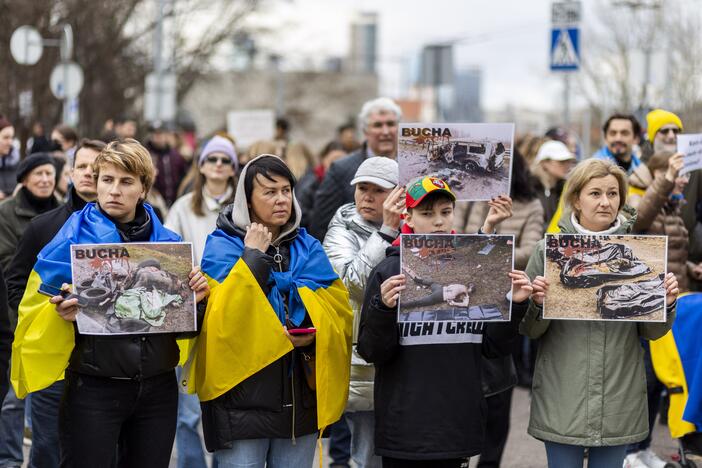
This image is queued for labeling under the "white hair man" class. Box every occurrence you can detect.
[310,97,402,240]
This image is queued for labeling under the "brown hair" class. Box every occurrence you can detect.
[94,138,155,194]
[73,139,107,167]
[646,151,674,175]
[53,124,78,144]
[563,159,628,214]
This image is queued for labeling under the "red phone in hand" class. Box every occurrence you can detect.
[287,327,317,335]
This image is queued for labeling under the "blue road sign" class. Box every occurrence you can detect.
[550,27,580,71]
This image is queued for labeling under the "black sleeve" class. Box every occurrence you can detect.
[6,223,42,327]
[357,259,401,365]
[0,268,13,403]
[482,299,529,359]
[309,165,343,241]
[241,247,274,295]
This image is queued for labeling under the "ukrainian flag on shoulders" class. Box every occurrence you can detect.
[186,227,353,430]
[11,203,180,398]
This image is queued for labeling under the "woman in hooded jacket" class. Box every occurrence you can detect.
[191,154,352,468]
[521,158,680,468]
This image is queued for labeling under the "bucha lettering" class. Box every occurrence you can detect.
[403,236,455,249]
[401,127,452,137]
[547,236,602,250]
[74,247,130,260]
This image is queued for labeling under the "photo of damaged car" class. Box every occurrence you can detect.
[425,136,506,173]
[71,243,196,335]
[543,234,668,322]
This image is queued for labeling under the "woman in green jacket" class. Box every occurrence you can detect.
[521,158,680,468]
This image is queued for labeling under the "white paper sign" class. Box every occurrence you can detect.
[677,133,702,176]
[227,109,275,150]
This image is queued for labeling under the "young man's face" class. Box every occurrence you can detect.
[604,119,636,158]
[72,147,99,200]
[405,199,454,234]
[97,163,146,223]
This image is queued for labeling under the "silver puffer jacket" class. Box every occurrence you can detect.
[323,202,392,411]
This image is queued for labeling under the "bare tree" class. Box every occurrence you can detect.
[0,0,268,143]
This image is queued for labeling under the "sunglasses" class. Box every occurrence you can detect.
[205,156,233,165]
[659,127,680,136]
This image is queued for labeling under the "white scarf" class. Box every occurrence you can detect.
[570,212,623,235]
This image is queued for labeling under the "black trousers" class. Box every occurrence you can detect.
[59,370,178,468]
[382,457,469,468]
[478,387,513,468]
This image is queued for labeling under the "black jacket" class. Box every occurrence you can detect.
[6,187,90,324]
[309,144,369,240]
[67,204,184,380]
[0,268,13,403]
[357,247,527,460]
[200,206,317,451]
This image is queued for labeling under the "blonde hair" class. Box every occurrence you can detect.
[94,138,155,194]
[563,158,628,214]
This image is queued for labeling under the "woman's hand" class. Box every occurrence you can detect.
[665,152,685,182]
[284,327,315,347]
[530,276,549,306]
[380,274,406,308]
[664,272,679,306]
[509,270,533,303]
[189,266,209,303]
[51,284,80,322]
[244,223,272,252]
[382,186,406,231]
[481,195,512,233]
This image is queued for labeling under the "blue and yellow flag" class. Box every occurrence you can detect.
[11,203,181,398]
[187,227,353,430]
[650,293,702,436]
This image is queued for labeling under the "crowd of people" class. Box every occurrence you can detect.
[0,96,698,468]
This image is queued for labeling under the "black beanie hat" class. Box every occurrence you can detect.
[16,153,55,183]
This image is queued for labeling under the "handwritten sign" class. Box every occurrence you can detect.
[677,133,702,176]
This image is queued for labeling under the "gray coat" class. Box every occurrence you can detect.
[520,206,676,447]
[323,202,392,411]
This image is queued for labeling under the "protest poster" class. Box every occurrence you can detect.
[226,109,275,149]
[70,243,196,335]
[398,234,514,345]
[677,133,702,176]
[543,234,668,322]
[398,123,515,201]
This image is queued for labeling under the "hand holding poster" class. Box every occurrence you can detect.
[543,234,668,322]
[677,133,702,176]
[398,123,515,201]
[399,234,514,345]
[70,242,197,335]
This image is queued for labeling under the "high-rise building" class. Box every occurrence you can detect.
[446,67,483,122]
[348,12,378,74]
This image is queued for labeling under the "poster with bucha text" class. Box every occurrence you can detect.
[398,123,515,201]
[398,234,514,345]
[70,242,197,335]
[543,234,668,322]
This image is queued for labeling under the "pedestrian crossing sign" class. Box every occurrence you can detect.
[550,27,580,71]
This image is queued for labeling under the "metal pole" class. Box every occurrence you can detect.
[153,0,165,122]
[563,73,570,126]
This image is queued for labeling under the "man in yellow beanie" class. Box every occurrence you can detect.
[646,108,683,154]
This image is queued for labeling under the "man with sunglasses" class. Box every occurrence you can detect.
[593,113,642,175]
[646,108,683,154]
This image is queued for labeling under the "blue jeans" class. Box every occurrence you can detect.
[214,433,318,468]
[345,411,381,468]
[544,441,628,468]
[28,380,64,468]
[0,385,25,467]
[175,367,209,468]
[328,415,351,466]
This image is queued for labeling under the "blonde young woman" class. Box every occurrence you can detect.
[521,158,679,468]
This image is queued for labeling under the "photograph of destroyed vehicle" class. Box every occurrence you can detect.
[70,242,196,335]
[543,234,668,322]
[398,123,514,201]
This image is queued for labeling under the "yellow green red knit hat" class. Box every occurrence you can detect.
[405,176,456,208]
[646,109,683,142]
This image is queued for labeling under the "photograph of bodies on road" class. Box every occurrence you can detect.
[398,123,515,201]
[398,234,514,345]
[543,234,668,322]
[71,242,197,335]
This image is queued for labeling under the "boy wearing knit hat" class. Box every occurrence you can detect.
[647,109,683,154]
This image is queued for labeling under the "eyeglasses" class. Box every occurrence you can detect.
[205,156,232,165]
[658,127,680,136]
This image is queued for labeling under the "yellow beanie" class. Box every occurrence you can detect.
[646,109,683,142]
